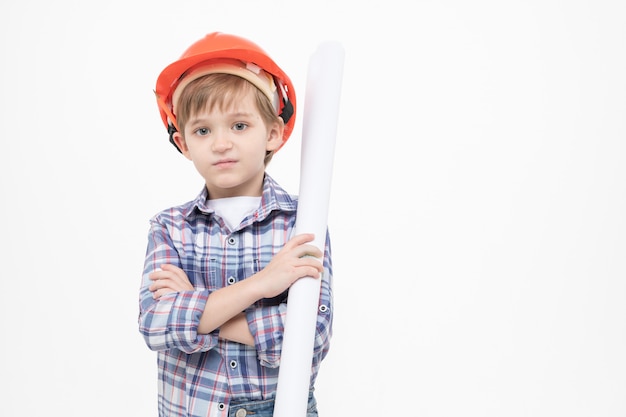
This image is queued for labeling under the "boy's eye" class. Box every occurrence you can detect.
[233,122,247,131]
[195,127,209,136]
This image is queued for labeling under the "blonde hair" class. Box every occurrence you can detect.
[175,73,281,165]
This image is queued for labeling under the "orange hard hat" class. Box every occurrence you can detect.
[155,32,296,152]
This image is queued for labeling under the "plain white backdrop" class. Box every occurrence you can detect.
[1,1,625,416]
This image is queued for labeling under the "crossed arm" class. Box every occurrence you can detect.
[147,233,323,346]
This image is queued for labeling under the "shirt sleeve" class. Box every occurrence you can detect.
[313,233,334,366]
[246,303,287,368]
[138,216,219,353]
[246,230,334,369]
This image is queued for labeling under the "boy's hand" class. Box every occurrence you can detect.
[254,233,324,299]
[149,264,194,299]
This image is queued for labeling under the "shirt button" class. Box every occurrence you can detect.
[230,360,238,369]
[227,237,236,245]
[218,403,225,411]
[236,409,247,417]
[228,276,236,285]
[319,304,328,313]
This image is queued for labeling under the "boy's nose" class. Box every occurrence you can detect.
[212,132,233,152]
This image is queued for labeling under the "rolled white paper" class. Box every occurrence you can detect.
[273,41,345,417]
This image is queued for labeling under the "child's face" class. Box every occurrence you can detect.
[172,89,283,199]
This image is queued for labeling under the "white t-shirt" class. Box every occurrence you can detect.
[206,196,262,230]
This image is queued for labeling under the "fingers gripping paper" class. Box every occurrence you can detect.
[273,42,345,417]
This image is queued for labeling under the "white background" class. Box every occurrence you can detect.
[1,1,625,416]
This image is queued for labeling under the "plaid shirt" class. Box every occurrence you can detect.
[138,174,333,417]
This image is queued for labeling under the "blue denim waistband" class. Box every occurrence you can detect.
[228,390,317,417]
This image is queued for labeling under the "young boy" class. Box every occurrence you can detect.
[138,32,333,417]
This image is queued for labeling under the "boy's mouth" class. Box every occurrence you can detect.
[214,158,237,167]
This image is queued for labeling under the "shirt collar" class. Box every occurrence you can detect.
[182,174,297,220]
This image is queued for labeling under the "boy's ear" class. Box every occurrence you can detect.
[266,119,285,152]
[172,132,192,160]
